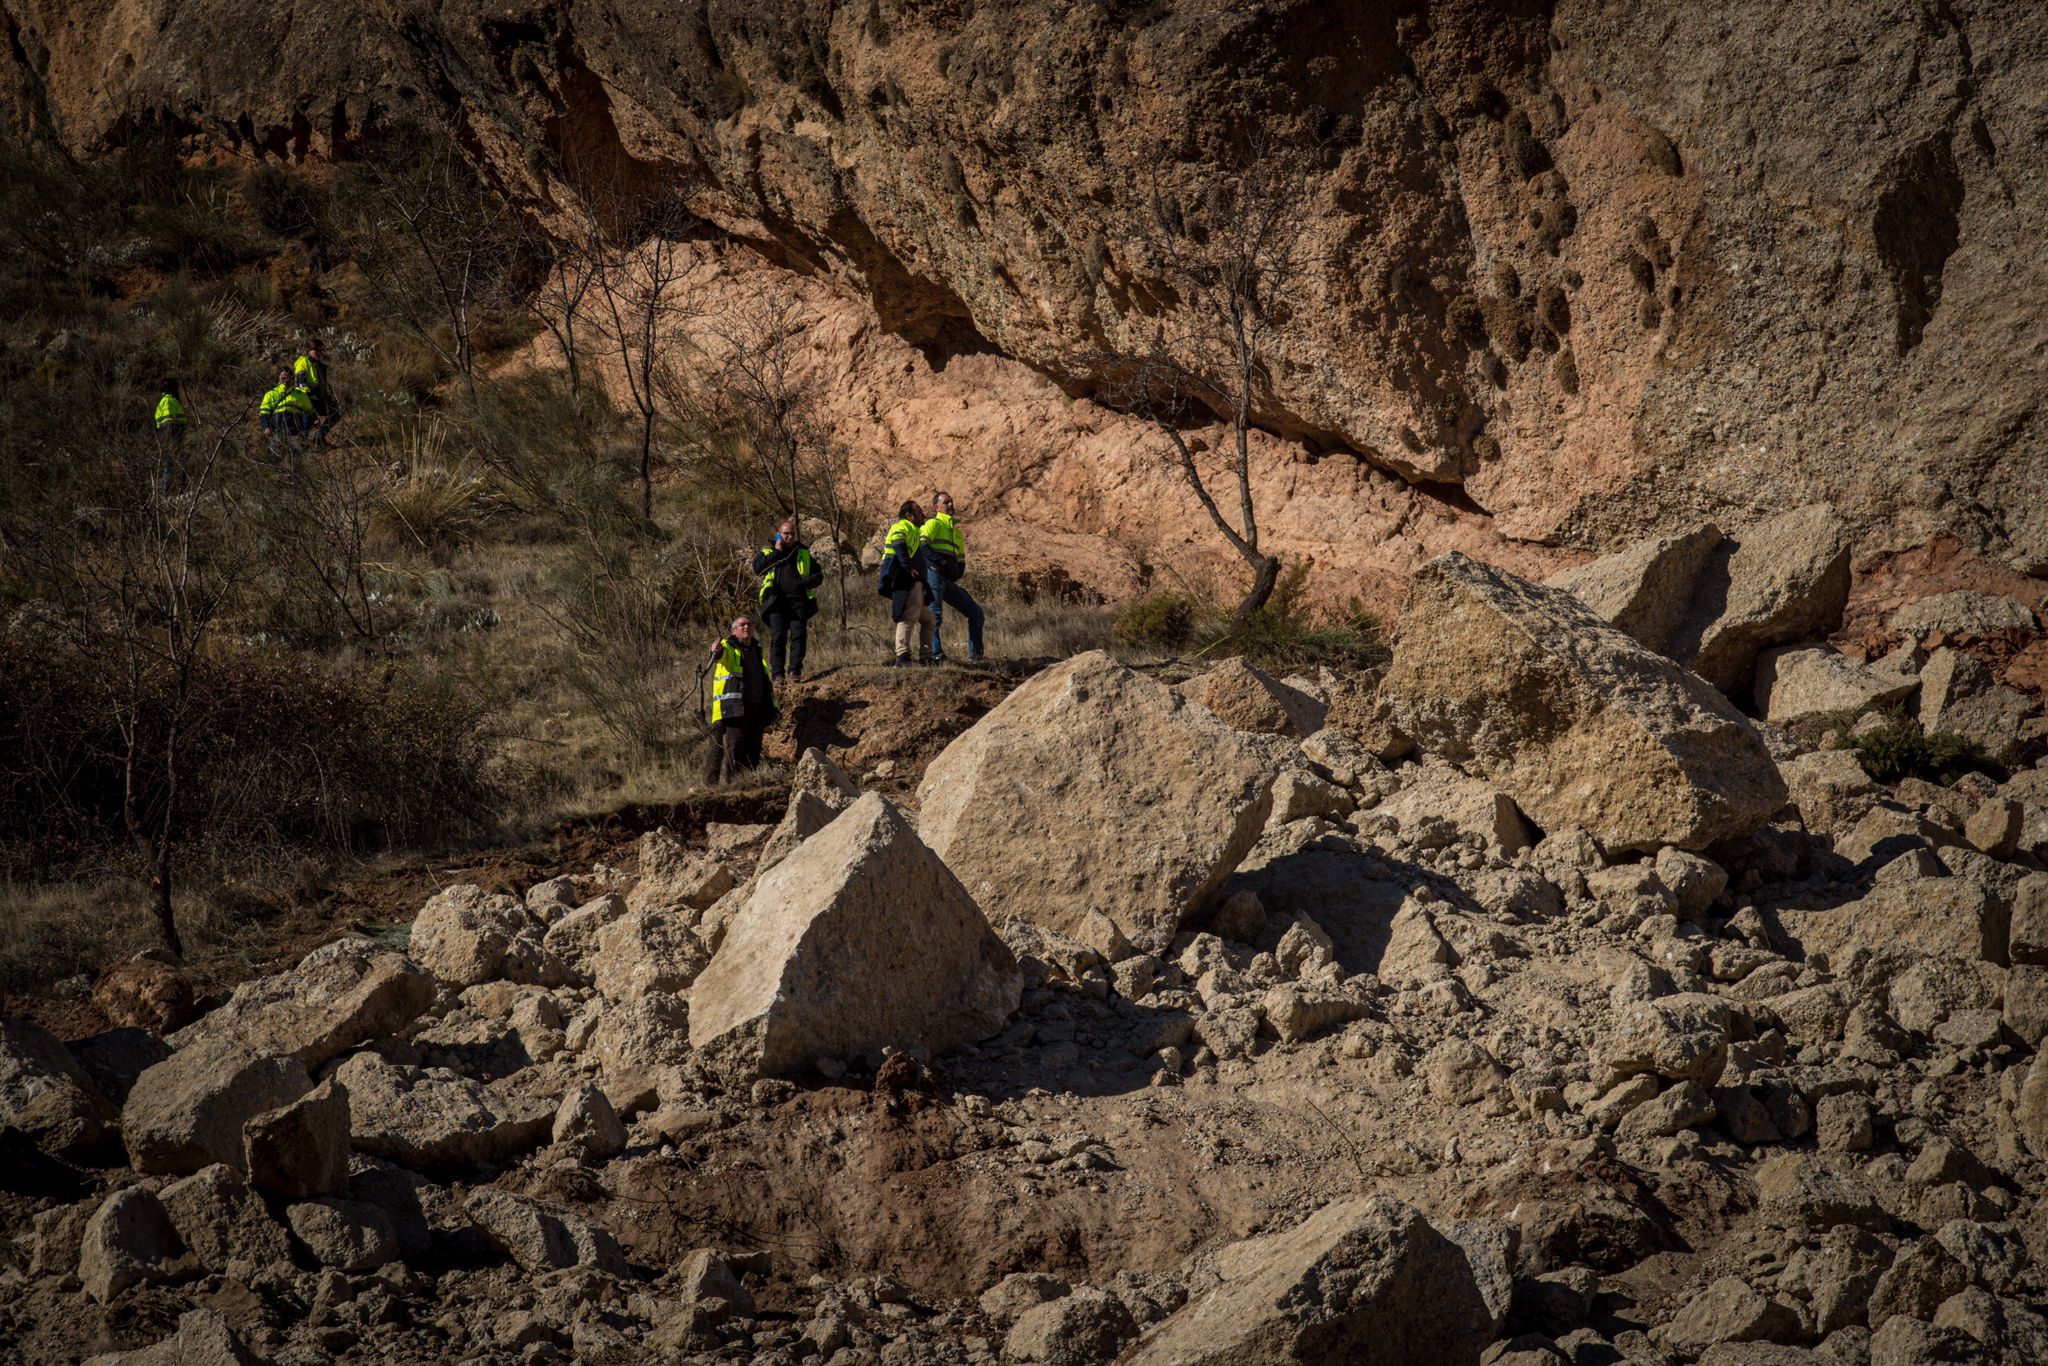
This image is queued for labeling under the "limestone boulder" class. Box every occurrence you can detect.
[552,1081,626,1159]
[242,1078,350,1200]
[331,1052,552,1170]
[1778,750,1883,839]
[591,911,711,1003]
[1544,522,1724,651]
[285,1198,399,1272]
[690,793,1021,1078]
[122,1038,312,1176]
[2012,875,2048,965]
[168,938,434,1069]
[1892,592,2040,638]
[1378,760,1534,855]
[409,885,541,989]
[1665,504,1854,697]
[757,789,840,877]
[629,829,734,915]
[1754,646,1918,725]
[1183,656,1327,737]
[0,1019,117,1158]
[1598,994,1733,1086]
[917,651,1274,952]
[1774,877,2006,966]
[1123,1196,1493,1365]
[1378,553,1786,853]
[792,747,861,808]
[1918,649,2032,764]
[465,1188,628,1274]
[542,892,630,979]
[1005,1287,1138,1365]
[85,1309,263,1365]
[79,1187,182,1303]
[159,1164,291,1276]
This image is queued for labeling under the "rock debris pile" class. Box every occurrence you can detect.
[5,528,2048,1364]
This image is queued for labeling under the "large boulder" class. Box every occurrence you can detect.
[408,885,543,989]
[79,1187,183,1303]
[122,1038,312,1176]
[1665,504,1854,697]
[1124,1196,1494,1365]
[1778,750,1883,839]
[916,651,1274,952]
[1892,592,2040,638]
[689,793,1021,1078]
[159,1164,292,1276]
[242,1079,350,1200]
[1917,648,2032,764]
[330,1053,552,1170]
[1753,646,1918,726]
[465,1188,629,1274]
[1545,522,1725,652]
[1183,657,1327,737]
[1772,877,2006,966]
[1378,553,1787,852]
[629,829,734,915]
[168,939,434,1069]
[590,911,711,1003]
[0,1019,117,1158]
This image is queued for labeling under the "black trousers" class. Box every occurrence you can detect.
[764,606,808,678]
[703,719,767,784]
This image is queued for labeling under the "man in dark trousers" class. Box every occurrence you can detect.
[751,518,822,684]
[704,615,776,783]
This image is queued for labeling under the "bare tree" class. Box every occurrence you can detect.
[673,286,861,625]
[348,130,521,400]
[586,195,707,521]
[523,219,601,401]
[64,438,245,955]
[1101,133,1319,630]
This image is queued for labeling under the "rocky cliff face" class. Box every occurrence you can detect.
[7,0,2044,597]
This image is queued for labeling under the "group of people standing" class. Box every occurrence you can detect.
[702,491,989,783]
[149,340,340,462]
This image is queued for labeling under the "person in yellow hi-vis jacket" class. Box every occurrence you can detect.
[920,490,985,663]
[704,616,776,783]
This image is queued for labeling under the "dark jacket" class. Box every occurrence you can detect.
[752,539,821,616]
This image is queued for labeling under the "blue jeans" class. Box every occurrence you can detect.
[927,568,984,658]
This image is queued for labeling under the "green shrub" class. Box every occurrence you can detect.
[1115,593,1197,651]
[1196,569,1391,673]
[1849,707,1998,785]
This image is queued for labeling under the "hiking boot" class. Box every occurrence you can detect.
[772,672,787,686]
[890,655,912,668]
[929,651,947,665]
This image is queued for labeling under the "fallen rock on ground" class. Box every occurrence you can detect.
[465,1187,628,1274]
[242,1078,350,1200]
[331,1052,552,1170]
[1665,504,1854,697]
[757,788,840,877]
[917,651,1273,953]
[1544,522,1724,652]
[1,1018,118,1159]
[1753,645,1917,725]
[1378,553,1786,852]
[1124,1195,1492,1365]
[159,1163,291,1276]
[630,828,735,915]
[1891,591,2040,638]
[79,1186,182,1303]
[408,885,545,989]
[122,1038,311,1176]
[1917,648,2033,764]
[1183,656,1327,737]
[690,793,1021,1078]
[167,939,434,1069]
